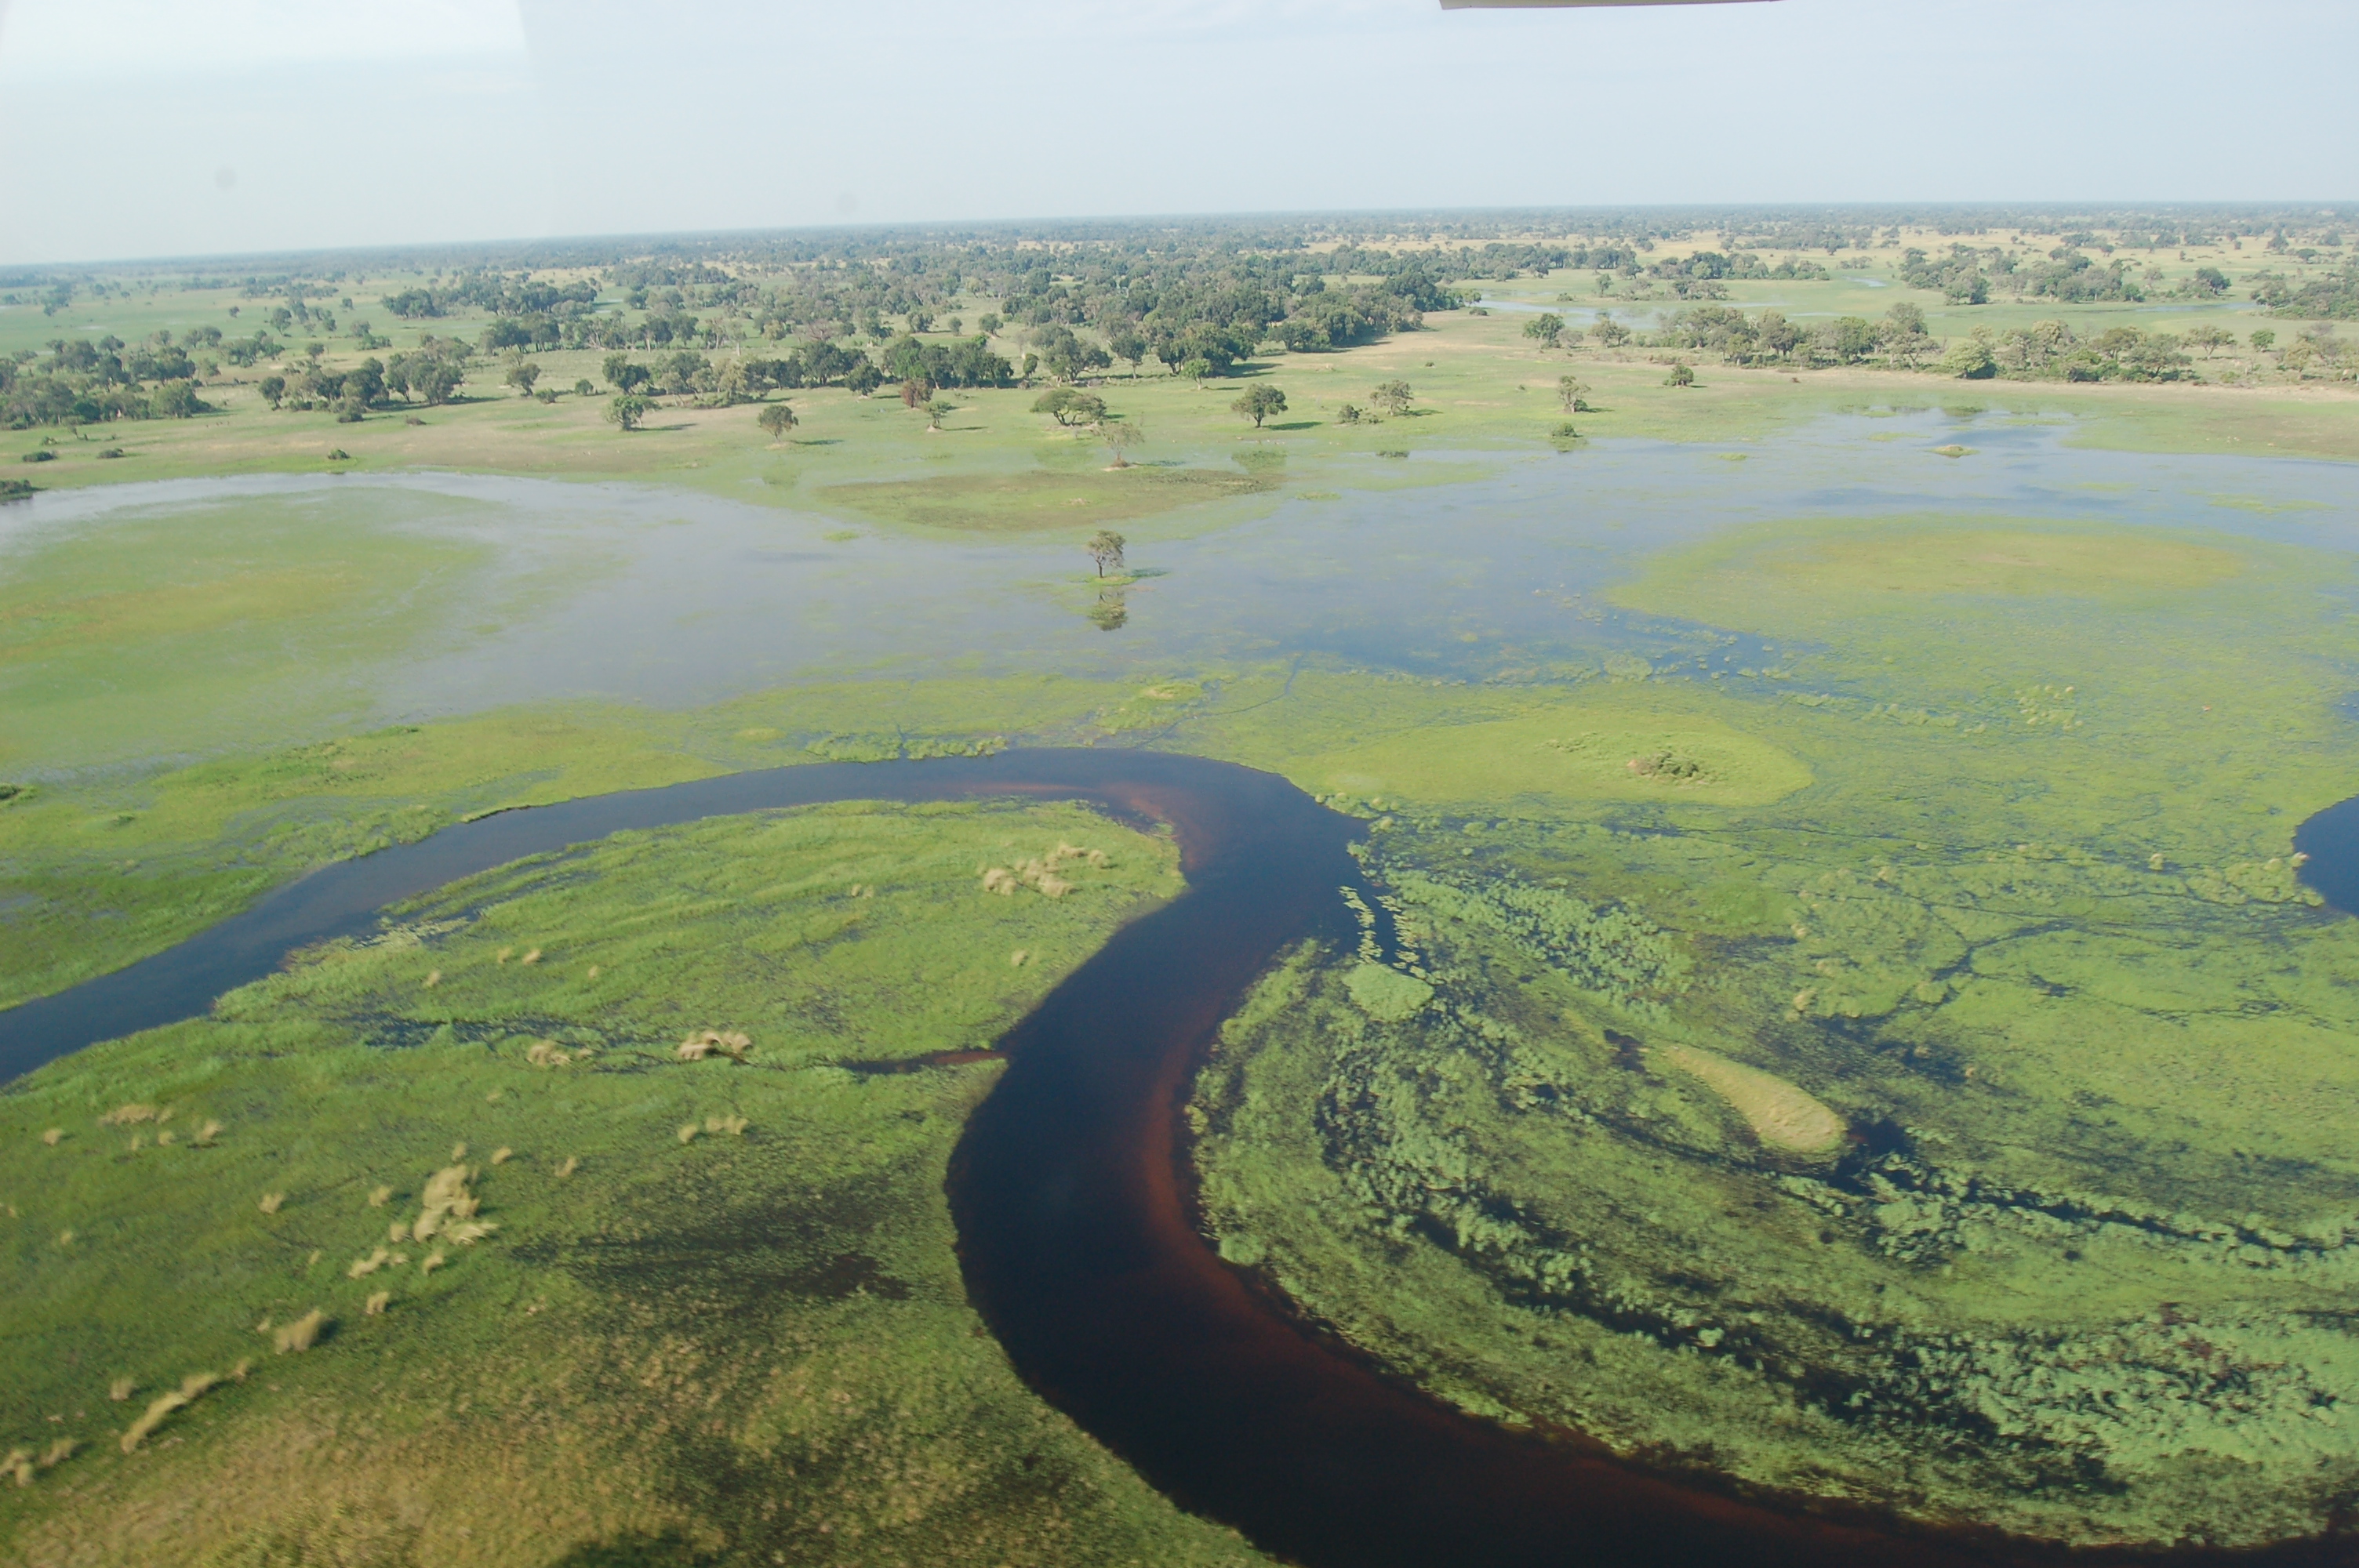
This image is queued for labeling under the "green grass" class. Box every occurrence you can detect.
[8,244,2351,532]
[0,798,1266,1567]
[820,463,1277,533]
[0,489,520,773]
[0,674,1190,1012]
[3,235,2356,1557]
[1179,510,2359,1549]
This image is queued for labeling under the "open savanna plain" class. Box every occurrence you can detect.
[5,210,2359,1563]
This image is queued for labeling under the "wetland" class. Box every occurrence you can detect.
[6,214,2359,1566]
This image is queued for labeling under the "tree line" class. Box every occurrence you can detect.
[2,332,214,427]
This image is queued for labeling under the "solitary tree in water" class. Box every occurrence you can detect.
[757,402,797,440]
[1101,421,1142,467]
[1086,529,1127,579]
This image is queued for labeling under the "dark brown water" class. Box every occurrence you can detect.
[7,753,2354,1568]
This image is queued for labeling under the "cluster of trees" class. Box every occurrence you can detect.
[383,274,598,320]
[879,333,1015,390]
[2019,249,2145,303]
[1,333,213,426]
[559,238,1462,378]
[1899,247,1994,304]
[1647,250,1832,289]
[1655,303,1932,367]
[597,335,1012,406]
[256,338,474,417]
[1940,322,2194,382]
[1329,241,1629,282]
[1892,244,2150,306]
[2254,263,2359,321]
[1646,301,2211,381]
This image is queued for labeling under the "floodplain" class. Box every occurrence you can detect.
[5,209,2359,1565]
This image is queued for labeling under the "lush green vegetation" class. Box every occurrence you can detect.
[0,798,1277,1566]
[4,204,2358,1561]
[1190,512,2359,1549]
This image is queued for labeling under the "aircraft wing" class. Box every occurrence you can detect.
[1441,1,1772,8]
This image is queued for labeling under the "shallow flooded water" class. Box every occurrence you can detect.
[13,413,2359,1559]
[4,412,2351,773]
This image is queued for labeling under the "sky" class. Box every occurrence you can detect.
[0,0,2352,265]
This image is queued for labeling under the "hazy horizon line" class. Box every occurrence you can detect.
[8,199,2354,278]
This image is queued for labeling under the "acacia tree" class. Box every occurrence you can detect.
[505,360,542,397]
[758,401,798,440]
[1086,529,1127,578]
[1372,379,1412,418]
[606,394,652,430]
[1101,421,1142,467]
[1557,375,1590,413]
[1523,312,1565,350]
[1032,387,1107,426]
[1231,383,1286,427]
[925,398,952,430]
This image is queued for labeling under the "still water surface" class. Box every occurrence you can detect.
[4,413,2352,774]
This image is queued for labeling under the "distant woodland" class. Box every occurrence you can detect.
[5,203,2354,428]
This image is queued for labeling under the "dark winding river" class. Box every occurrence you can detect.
[5,750,2353,1568]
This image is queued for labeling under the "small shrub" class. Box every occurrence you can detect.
[274,1309,329,1354]
[677,1029,750,1062]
